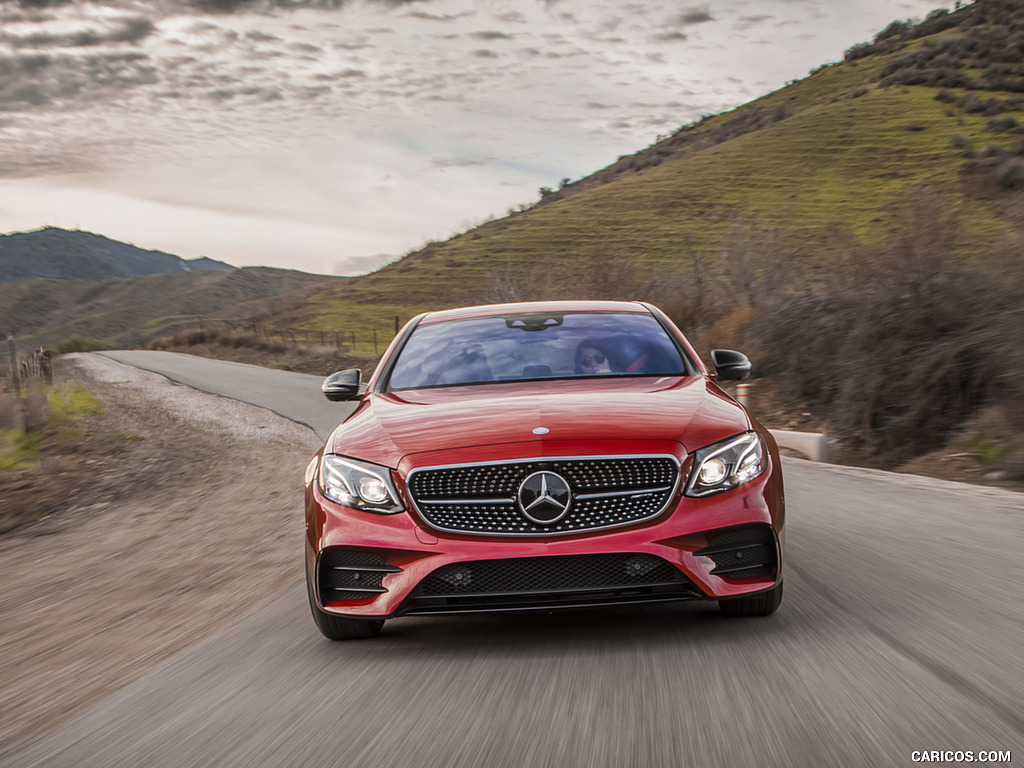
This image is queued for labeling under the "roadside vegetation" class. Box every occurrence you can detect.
[0,430,40,472]
[0,378,105,532]
[148,325,379,376]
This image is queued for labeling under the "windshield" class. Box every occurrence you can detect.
[387,311,689,390]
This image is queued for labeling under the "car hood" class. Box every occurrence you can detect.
[327,376,752,469]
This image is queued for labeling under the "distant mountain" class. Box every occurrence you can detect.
[0,267,339,348]
[0,227,234,286]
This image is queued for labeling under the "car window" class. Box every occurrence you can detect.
[387,311,688,390]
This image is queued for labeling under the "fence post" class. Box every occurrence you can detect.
[7,334,20,400]
[40,348,53,386]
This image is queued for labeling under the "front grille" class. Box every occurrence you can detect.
[696,526,777,579]
[408,456,679,535]
[400,553,699,615]
[318,549,402,603]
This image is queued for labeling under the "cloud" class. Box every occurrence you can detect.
[245,30,280,42]
[332,252,396,276]
[675,8,713,26]
[367,0,431,7]
[471,31,513,41]
[471,49,499,58]
[431,156,492,168]
[651,31,688,43]
[407,10,473,22]
[6,16,157,48]
[735,15,774,31]
[191,0,346,13]
[0,50,158,111]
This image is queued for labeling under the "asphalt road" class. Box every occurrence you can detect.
[8,351,1022,767]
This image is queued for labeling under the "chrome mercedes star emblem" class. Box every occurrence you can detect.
[517,471,572,524]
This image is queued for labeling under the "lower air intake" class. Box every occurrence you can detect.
[696,525,777,579]
[318,549,402,604]
[400,552,699,615]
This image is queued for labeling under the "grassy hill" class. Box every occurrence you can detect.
[280,0,1024,338]
[0,267,338,349]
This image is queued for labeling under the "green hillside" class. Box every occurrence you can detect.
[276,0,1022,338]
[0,267,338,349]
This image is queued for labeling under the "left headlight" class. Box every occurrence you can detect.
[318,455,405,514]
[685,432,766,497]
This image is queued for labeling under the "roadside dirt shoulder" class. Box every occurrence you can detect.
[0,354,320,762]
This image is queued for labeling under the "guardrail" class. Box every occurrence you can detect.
[769,430,829,462]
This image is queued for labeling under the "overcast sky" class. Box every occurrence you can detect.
[0,0,946,275]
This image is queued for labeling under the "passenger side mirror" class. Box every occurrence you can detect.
[710,349,751,381]
[322,369,362,401]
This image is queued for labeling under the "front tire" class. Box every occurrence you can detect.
[306,560,384,640]
[719,580,783,617]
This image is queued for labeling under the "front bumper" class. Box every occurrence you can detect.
[305,455,784,619]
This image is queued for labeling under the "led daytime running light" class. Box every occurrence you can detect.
[686,432,765,497]
[318,455,404,514]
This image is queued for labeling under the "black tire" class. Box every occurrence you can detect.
[718,580,783,617]
[306,560,385,640]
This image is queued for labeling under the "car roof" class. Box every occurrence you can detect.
[419,300,651,325]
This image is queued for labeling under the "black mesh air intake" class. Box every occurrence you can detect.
[400,552,699,615]
[696,526,777,579]
[318,549,402,603]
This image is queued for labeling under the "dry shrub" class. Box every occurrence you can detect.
[995,157,1024,189]
[752,279,1021,463]
[745,189,1024,464]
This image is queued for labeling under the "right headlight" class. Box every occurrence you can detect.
[685,432,766,497]
[318,455,405,514]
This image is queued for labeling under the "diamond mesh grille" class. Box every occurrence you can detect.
[415,553,686,596]
[408,457,678,535]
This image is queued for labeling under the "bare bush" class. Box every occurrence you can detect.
[785,279,1018,462]
[995,157,1024,189]
[742,189,1024,464]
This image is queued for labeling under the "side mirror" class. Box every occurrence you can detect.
[322,369,362,402]
[710,349,751,381]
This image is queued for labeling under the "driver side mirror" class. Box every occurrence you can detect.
[710,349,751,381]
[322,369,362,401]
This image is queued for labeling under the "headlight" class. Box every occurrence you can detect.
[318,455,405,514]
[685,432,766,497]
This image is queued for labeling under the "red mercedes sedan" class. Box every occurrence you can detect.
[304,301,784,639]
